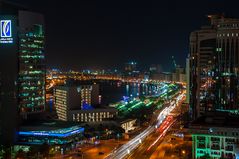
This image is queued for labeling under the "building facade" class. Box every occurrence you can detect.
[151,72,173,81]
[186,57,190,104]
[18,11,45,114]
[120,119,137,133]
[189,20,217,119]
[191,130,239,159]
[18,121,84,147]
[214,18,239,113]
[54,86,81,121]
[172,66,186,83]
[124,61,139,77]
[0,1,45,147]
[54,83,100,121]
[189,15,239,119]
[69,108,118,123]
[77,84,99,107]
[189,112,239,159]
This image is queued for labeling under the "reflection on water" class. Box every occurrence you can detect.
[100,81,161,105]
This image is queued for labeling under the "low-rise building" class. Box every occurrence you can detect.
[69,108,118,123]
[189,112,239,159]
[18,120,84,147]
[120,119,137,133]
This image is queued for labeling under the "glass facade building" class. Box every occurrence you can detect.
[189,15,239,119]
[0,1,45,147]
[19,23,45,113]
[214,19,239,112]
[18,126,84,145]
[17,120,84,149]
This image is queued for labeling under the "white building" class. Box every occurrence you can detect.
[120,119,137,133]
[54,83,99,121]
[69,108,118,123]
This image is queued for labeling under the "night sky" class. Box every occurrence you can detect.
[11,0,239,71]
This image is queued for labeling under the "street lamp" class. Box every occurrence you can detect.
[182,150,186,155]
[117,133,120,142]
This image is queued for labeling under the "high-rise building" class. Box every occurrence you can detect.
[54,82,100,121]
[186,57,190,104]
[54,86,78,121]
[0,2,18,147]
[214,17,239,113]
[0,1,45,147]
[149,64,162,74]
[190,15,239,119]
[172,65,186,82]
[18,11,45,114]
[125,62,137,72]
[54,82,117,123]
[124,61,138,76]
[70,108,118,123]
[189,15,222,119]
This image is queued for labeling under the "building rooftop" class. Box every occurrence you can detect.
[69,107,118,113]
[191,111,239,128]
[19,120,84,134]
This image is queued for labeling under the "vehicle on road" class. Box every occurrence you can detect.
[99,152,104,155]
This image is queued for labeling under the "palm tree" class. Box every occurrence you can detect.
[16,149,25,159]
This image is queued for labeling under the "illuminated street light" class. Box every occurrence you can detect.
[182,150,186,155]
[127,149,130,154]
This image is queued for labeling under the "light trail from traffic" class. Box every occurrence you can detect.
[147,116,176,151]
[105,91,185,159]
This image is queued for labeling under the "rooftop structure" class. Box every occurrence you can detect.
[18,120,84,145]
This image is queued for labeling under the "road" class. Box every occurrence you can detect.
[105,91,186,159]
[127,116,176,159]
[127,91,190,159]
[49,139,128,159]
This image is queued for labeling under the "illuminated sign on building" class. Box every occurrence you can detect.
[1,20,11,37]
[0,20,13,44]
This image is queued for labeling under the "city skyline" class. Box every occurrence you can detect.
[7,0,239,70]
[2,0,239,158]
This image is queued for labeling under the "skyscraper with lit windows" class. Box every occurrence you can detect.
[0,0,45,148]
[189,16,217,119]
[190,14,239,119]
[54,82,100,121]
[18,11,45,114]
[214,17,239,113]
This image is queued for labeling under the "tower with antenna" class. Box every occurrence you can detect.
[171,56,177,71]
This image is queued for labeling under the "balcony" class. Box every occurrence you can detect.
[211,145,220,150]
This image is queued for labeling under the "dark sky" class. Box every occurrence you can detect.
[11,0,239,71]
